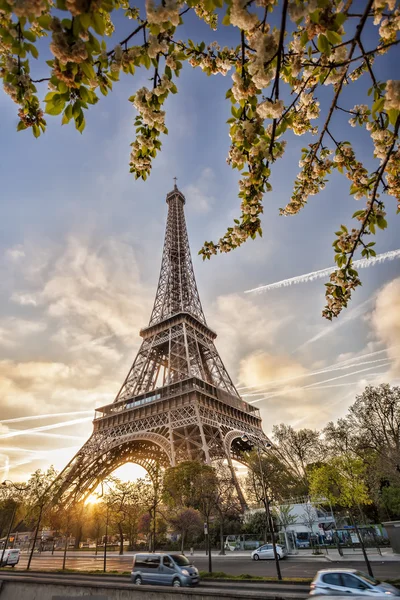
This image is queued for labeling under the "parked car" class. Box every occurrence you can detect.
[251,544,287,560]
[0,549,20,567]
[131,553,199,587]
[309,569,400,596]
[296,539,310,549]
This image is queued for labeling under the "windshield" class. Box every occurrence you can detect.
[171,555,191,566]
[355,571,379,586]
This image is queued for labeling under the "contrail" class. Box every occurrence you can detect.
[240,356,397,396]
[0,417,93,439]
[238,345,399,392]
[294,296,373,351]
[1,411,93,424]
[249,362,391,404]
[245,249,400,294]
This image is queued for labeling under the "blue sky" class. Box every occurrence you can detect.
[0,1,399,481]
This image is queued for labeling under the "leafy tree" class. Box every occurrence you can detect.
[168,508,203,554]
[104,479,140,554]
[273,503,297,532]
[213,462,242,555]
[348,384,400,484]
[86,502,106,554]
[243,510,268,542]
[245,448,301,504]
[272,424,323,492]
[309,455,372,513]
[309,455,374,575]
[380,485,400,520]
[1,0,399,318]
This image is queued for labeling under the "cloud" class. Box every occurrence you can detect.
[184,167,215,213]
[0,318,47,348]
[0,234,153,479]
[6,246,25,261]
[371,277,400,377]
[239,350,307,390]
[208,293,291,375]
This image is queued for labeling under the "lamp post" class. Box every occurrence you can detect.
[241,436,282,581]
[1,481,28,567]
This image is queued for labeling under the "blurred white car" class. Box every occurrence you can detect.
[0,548,20,567]
[309,569,400,596]
[251,544,287,560]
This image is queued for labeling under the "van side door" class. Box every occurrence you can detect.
[144,555,161,584]
[160,555,176,585]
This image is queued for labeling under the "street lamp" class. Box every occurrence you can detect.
[241,435,282,581]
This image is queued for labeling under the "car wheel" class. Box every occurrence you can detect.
[253,554,259,561]
[172,579,182,587]
[134,576,142,585]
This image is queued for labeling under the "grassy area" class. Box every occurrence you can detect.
[199,572,312,583]
[1,566,399,588]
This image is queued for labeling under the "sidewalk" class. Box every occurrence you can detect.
[185,549,400,562]
[324,549,400,562]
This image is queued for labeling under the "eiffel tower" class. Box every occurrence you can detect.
[54,184,269,506]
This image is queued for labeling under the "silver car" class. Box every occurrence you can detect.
[131,553,199,587]
[309,569,400,596]
[251,543,287,560]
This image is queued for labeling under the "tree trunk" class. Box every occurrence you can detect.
[219,518,225,555]
[118,523,124,555]
[181,531,185,555]
[62,536,68,570]
[74,525,82,549]
[95,538,98,556]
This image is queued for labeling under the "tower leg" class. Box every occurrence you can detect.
[194,403,211,465]
[221,434,247,511]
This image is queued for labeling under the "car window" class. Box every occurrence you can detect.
[342,574,366,589]
[354,572,378,586]
[322,573,343,586]
[145,555,160,568]
[171,554,190,566]
[134,555,146,568]
[163,556,173,568]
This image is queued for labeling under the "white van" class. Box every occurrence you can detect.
[0,548,20,567]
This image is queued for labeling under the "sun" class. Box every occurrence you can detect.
[84,493,101,505]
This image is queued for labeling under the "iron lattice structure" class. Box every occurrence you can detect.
[54,185,269,506]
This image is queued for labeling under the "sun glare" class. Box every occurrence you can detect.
[85,493,100,505]
[112,462,147,482]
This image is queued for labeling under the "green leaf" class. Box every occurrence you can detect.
[16,121,27,131]
[26,43,39,59]
[300,31,308,47]
[372,97,385,116]
[317,34,330,56]
[45,103,64,116]
[80,13,92,30]
[37,14,52,29]
[388,109,399,127]
[326,30,341,45]
[32,123,40,138]
[23,30,36,42]
[80,62,95,80]
[222,13,230,25]
[92,13,105,36]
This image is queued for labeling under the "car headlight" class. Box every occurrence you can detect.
[181,569,189,576]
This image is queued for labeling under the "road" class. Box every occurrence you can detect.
[9,552,400,580]
[0,571,311,598]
